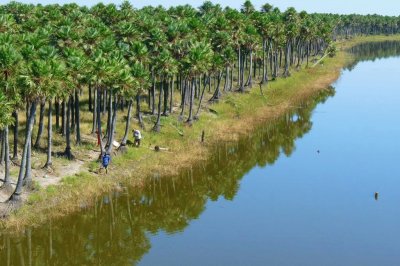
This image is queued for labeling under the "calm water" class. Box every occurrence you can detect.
[1,42,400,266]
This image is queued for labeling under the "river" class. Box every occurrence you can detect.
[1,41,400,266]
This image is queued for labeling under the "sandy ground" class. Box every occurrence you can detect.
[0,138,99,203]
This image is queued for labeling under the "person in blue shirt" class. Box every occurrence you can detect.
[102,153,111,174]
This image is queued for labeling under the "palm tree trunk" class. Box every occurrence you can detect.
[274,51,279,78]
[23,126,32,187]
[224,67,229,91]
[262,39,268,84]
[33,100,45,149]
[239,50,245,92]
[62,100,66,136]
[186,78,195,124]
[284,41,291,77]
[195,76,207,120]
[106,95,117,155]
[120,97,125,111]
[296,41,302,67]
[254,57,258,79]
[75,89,81,145]
[169,77,174,114]
[0,131,4,165]
[229,68,233,91]
[12,110,18,161]
[197,78,201,99]
[271,51,275,77]
[163,79,169,116]
[88,83,93,112]
[2,126,11,189]
[102,89,107,115]
[153,76,163,132]
[9,101,37,202]
[64,96,73,160]
[97,88,105,156]
[120,99,133,147]
[71,93,75,133]
[237,47,241,87]
[194,78,198,99]
[91,87,97,135]
[209,72,222,102]
[245,49,253,88]
[290,39,295,66]
[151,72,156,115]
[136,93,144,129]
[179,79,187,119]
[147,88,151,110]
[44,99,53,168]
[55,99,60,130]
[106,91,113,148]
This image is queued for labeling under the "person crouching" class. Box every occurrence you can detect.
[133,129,142,147]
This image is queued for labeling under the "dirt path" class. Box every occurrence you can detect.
[0,145,99,203]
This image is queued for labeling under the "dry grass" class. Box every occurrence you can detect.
[0,35,397,232]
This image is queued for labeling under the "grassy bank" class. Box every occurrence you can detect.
[2,35,400,232]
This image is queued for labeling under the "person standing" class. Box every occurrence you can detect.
[102,153,111,174]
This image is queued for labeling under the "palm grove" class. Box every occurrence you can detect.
[0,1,399,202]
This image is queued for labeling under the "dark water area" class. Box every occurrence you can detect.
[1,42,400,266]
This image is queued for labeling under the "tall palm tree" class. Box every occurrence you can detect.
[9,31,56,200]
[153,49,177,131]
[0,92,13,191]
[0,32,21,189]
[182,41,212,123]
[283,7,299,77]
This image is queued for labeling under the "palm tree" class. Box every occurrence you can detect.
[130,61,149,129]
[0,33,21,189]
[153,49,177,131]
[91,49,115,157]
[240,1,256,15]
[9,31,56,200]
[242,22,259,88]
[254,9,273,84]
[225,8,246,92]
[181,41,212,122]
[62,48,87,146]
[118,28,149,128]
[282,7,300,77]
[0,92,13,191]
[43,55,67,169]
[105,54,134,155]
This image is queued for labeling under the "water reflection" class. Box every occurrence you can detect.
[0,87,335,265]
[347,41,400,70]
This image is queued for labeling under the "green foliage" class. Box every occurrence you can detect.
[0,91,13,128]
[327,43,338,57]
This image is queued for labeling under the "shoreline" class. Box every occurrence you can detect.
[2,35,400,232]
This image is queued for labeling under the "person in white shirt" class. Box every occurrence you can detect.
[133,129,142,147]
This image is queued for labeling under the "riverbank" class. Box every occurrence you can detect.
[2,35,400,232]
